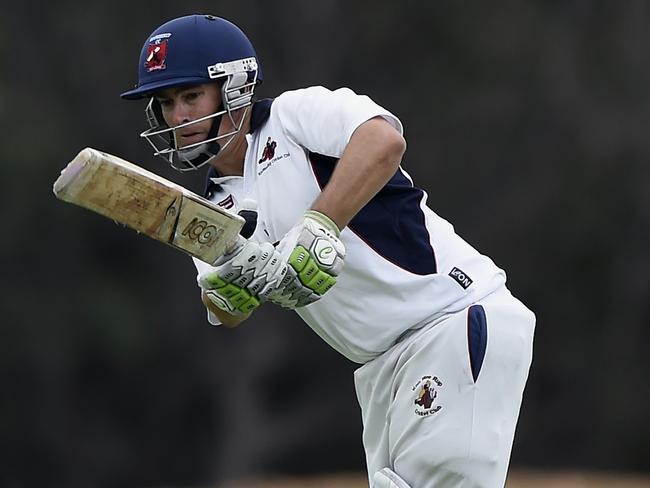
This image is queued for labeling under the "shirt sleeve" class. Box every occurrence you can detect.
[274,86,403,158]
[192,257,222,326]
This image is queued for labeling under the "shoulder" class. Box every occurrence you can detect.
[275,85,362,106]
[274,86,403,137]
[272,86,385,125]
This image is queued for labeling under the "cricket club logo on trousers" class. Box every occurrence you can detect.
[412,375,443,417]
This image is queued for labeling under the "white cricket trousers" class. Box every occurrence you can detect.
[354,287,535,488]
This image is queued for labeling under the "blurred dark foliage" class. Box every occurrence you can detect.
[2,1,649,487]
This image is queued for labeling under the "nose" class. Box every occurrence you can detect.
[167,103,191,128]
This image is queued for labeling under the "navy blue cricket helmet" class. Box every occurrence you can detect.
[121,14,262,171]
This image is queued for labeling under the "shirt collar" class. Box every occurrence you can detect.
[203,99,274,196]
[249,98,274,134]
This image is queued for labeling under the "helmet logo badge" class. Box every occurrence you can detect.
[144,39,168,72]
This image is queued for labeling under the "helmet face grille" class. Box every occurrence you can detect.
[140,81,256,172]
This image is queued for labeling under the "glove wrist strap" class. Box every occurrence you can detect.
[304,210,341,237]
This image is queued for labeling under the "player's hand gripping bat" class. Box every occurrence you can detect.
[53,147,245,264]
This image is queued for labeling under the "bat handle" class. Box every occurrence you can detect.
[237,199,258,239]
[220,199,257,259]
[226,234,247,253]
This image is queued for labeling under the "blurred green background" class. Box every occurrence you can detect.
[2,1,649,487]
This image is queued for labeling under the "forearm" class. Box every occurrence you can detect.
[311,117,406,230]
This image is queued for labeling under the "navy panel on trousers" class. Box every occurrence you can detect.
[467,304,488,382]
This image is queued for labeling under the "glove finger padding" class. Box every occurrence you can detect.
[204,288,253,316]
[252,245,289,299]
[199,240,288,315]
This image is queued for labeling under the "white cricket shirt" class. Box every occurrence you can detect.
[194,86,506,364]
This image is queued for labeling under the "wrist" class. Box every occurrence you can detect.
[305,210,341,237]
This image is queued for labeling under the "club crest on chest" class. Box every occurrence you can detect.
[256,136,290,176]
[258,137,277,163]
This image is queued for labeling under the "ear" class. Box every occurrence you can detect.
[223,72,253,109]
[145,98,167,129]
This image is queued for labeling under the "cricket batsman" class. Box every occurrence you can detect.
[121,14,536,488]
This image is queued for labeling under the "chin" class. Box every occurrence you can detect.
[180,137,207,148]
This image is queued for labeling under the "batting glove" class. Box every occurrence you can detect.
[269,210,345,309]
[198,238,288,315]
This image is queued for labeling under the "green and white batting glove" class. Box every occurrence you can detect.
[198,238,289,315]
[269,210,346,309]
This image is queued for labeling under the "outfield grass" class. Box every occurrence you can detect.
[220,470,650,488]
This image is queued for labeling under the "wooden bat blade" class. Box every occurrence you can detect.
[53,147,244,264]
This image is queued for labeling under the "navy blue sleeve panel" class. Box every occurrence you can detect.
[309,153,437,275]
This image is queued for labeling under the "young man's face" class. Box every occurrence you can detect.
[154,83,222,149]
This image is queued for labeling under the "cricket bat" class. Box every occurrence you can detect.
[53,147,245,264]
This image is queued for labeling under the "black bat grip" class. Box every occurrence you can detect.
[238,209,258,239]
